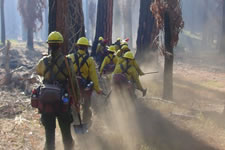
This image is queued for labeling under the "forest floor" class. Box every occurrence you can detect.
[0,41,225,150]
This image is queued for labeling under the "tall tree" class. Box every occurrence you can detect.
[49,0,85,54]
[220,0,225,53]
[0,0,5,46]
[151,0,184,100]
[18,0,45,50]
[136,0,158,60]
[92,0,113,56]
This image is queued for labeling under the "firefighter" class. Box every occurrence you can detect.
[96,36,107,68]
[113,51,147,97]
[116,45,145,76]
[36,31,80,150]
[67,37,103,133]
[100,45,118,76]
[114,38,121,51]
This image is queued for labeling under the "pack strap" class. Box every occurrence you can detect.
[120,61,131,74]
[73,53,89,78]
[107,55,115,64]
[43,55,67,83]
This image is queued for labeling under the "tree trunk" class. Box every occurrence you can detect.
[163,12,173,100]
[92,0,113,56]
[67,0,85,52]
[136,0,157,60]
[27,26,34,50]
[49,0,85,54]
[220,0,225,54]
[1,0,5,46]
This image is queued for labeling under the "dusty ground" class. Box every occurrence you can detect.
[0,42,225,150]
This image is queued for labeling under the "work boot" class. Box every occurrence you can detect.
[142,89,147,97]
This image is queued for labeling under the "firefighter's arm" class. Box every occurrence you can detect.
[100,57,109,74]
[133,60,144,76]
[35,58,46,76]
[89,58,101,93]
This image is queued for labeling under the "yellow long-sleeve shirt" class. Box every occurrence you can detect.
[36,52,80,100]
[115,52,144,76]
[67,50,101,93]
[113,59,144,91]
[100,53,118,74]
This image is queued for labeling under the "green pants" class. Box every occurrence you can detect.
[41,112,74,150]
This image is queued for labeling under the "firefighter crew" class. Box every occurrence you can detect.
[36,31,80,150]
[67,37,103,133]
[100,45,118,76]
[113,51,147,97]
[116,45,145,76]
[96,36,107,68]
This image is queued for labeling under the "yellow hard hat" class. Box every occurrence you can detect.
[99,36,104,41]
[121,40,128,46]
[123,51,134,59]
[107,45,116,53]
[117,38,121,41]
[76,37,90,46]
[121,45,129,51]
[47,31,64,43]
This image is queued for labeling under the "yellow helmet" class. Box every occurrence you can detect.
[117,38,121,41]
[47,31,64,43]
[121,40,128,46]
[99,36,104,41]
[121,45,129,51]
[107,45,116,53]
[76,37,90,46]
[123,51,134,59]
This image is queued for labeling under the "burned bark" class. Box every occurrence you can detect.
[92,0,113,56]
[1,0,5,46]
[48,0,85,54]
[163,12,173,100]
[136,0,157,60]
[220,0,225,54]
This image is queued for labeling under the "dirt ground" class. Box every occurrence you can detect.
[0,42,225,150]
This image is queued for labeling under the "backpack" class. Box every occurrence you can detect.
[31,55,69,113]
[73,53,91,89]
[112,62,131,86]
[103,55,115,74]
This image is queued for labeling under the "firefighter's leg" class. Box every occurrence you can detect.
[41,114,56,150]
[58,112,74,150]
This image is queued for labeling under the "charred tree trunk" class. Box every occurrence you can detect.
[163,12,173,100]
[1,0,5,46]
[27,27,34,50]
[67,0,85,52]
[220,0,225,54]
[92,0,113,56]
[49,0,85,54]
[48,0,57,34]
[136,0,157,60]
